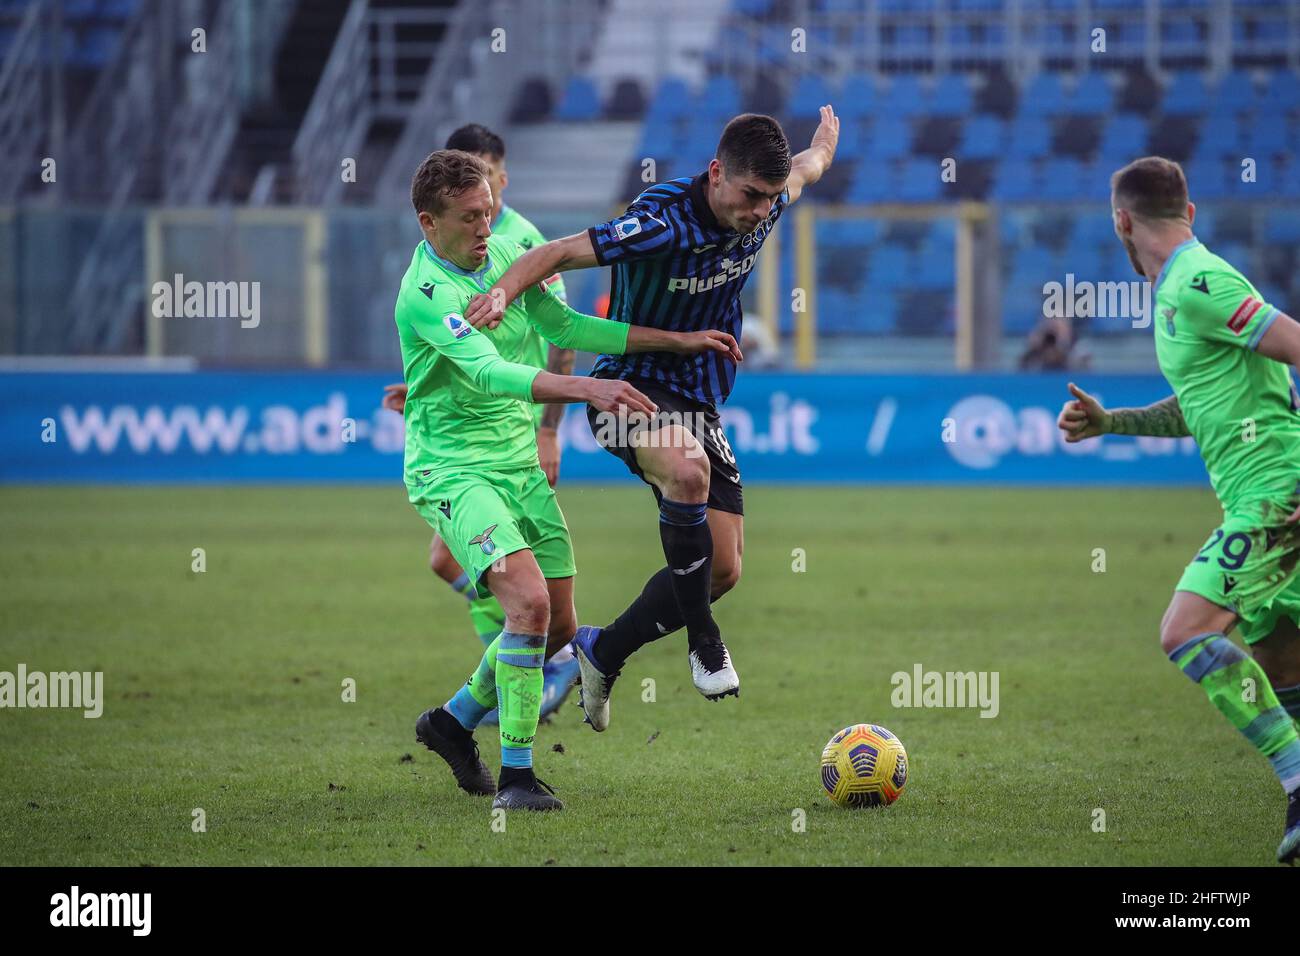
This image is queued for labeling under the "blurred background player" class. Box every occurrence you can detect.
[1058,156,1300,864]
[464,107,838,730]
[383,123,579,723]
[400,149,740,808]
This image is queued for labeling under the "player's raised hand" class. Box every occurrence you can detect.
[382,383,408,414]
[465,290,506,329]
[1058,382,1109,442]
[587,379,658,417]
[811,105,840,163]
[675,330,744,363]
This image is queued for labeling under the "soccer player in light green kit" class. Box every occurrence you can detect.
[1059,157,1300,863]
[398,149,741,810]
[383,124,581,722]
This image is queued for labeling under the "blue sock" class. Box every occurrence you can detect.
[1277,683,1300,724]
[445,683,491,731]
[449,571,476,599]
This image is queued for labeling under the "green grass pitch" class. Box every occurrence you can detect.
[0,483,1287,865]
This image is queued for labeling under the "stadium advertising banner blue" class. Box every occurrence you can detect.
[0,371,1208,485]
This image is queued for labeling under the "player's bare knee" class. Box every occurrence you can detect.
[507,587,551,636]
[665,454,710,503]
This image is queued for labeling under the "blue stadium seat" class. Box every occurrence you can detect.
[556,77,600,121]
[853,290,897,336]
[879,74,927,118]
[1040,158,1086,199]
[72,28,116,68]
[1008,116,1052,159]
[960,116,1004,160]
[732,0,774,13]
[846,163,894,203]
[1098,115,1147,160]
[897,159,941,201]
[1196,113,1246,159]
[929,74,972,116]
[647,77,690,121]
[1213,70,1258,111]
[1020,73,1067,117]
[1264,210,1300,244]
[864,117,911,160]
[1184,159,1231,199]
[834,119,868,160]
[1260,71,1300,110]
[697,76,742,118]
[98,0,138,18]
[1162,71,1210,117]
[1246,122,1288,158]
[839,73,880,121]
[1068,73,1113,116]
[64,0,98,18]
[789,74,836,117]
[991,160,1042,200]
[866,244,911,291]
[914,245,951,290]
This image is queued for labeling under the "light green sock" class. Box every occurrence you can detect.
[466,635,500,709]
[469,595,507,647]
[495,630,545,769]
[1170,633,1300,792]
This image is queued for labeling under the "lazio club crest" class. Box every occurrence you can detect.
[470,524,498,555]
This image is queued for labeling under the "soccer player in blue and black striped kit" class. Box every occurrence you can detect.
[464,107,839,730]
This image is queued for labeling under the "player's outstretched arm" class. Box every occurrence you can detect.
[1057,381,1190,441]
[786,104,839,204]
[520,283,743,362]
[466,232,599,329]
[531,373,657,415]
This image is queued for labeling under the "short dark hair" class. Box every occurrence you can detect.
[410,149,490,216]
[1111,156,1189,220]
[445,123,505,161]
[716,113,791,183]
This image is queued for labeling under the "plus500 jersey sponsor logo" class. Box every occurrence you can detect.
[667,253,758,294]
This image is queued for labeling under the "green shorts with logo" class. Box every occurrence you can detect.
[1175,489,1300,645]
[408,464,575,597]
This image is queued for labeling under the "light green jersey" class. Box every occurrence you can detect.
[393,234,627,482]
[493,203,567,374]
[1153,237,1300,510]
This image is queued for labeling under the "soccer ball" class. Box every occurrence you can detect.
[820,724,908,808]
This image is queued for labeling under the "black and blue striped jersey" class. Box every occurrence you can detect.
[587,173,789,407]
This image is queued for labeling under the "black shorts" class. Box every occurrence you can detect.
[585,379,743,515]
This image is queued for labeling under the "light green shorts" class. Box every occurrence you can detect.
[408,465,575,597]
[1175,490,1300,645]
